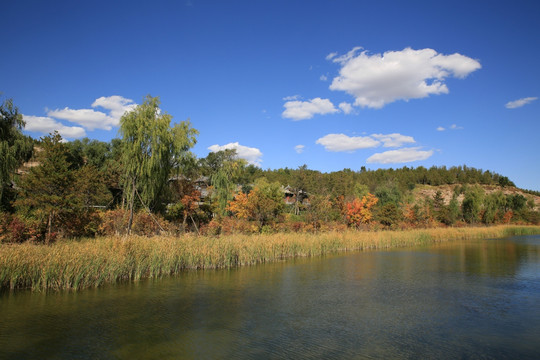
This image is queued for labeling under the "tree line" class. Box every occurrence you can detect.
[1,95,538,243]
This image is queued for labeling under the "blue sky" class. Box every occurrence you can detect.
[3,0,539,190]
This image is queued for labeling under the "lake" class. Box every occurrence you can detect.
[1,235,539,359]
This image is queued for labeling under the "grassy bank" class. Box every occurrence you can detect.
[1,225,539,292]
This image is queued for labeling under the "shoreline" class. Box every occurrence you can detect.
[1,225,539,292]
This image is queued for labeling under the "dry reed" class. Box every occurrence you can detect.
[1,225,538,292]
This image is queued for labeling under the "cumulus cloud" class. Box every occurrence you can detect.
[23,115,86,139]
[371,133,415,147]
[338,102,354,114]
[23,95,136,138]
[294,145,305,154]
[505,97,538,109]
[47,108,115,131]
[320,74,328,81]
[208,142,263,166]
[437,126,446,131]
[47,95,136,131]
[366,147,433,164]
[316,133,381,152]
[92,95,136,120]
[282,97,338,120]
[316,133,416,152]
[329,47,481,109]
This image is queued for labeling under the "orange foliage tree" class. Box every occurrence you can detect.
[181,189,201,232]
[226,191,250,219]
[226,179,284,228]
[345,193,378,228]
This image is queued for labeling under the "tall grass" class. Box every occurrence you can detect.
[1,225,539,292]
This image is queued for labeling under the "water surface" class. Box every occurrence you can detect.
[1,235,539,359]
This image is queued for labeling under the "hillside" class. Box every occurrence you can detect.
[413,184,540,211]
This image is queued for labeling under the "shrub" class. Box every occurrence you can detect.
[98,209,171,236]
[0,215,48,243]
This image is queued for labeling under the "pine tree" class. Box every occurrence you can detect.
[15,132,76,243]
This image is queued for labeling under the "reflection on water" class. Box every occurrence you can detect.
[1,235,539,359]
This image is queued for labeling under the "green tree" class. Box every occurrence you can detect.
[199,149,239,176]
[304,194,335,229]
[482,191,507,224]
[15,132,76,243]
[507,194,527,212]
[353,183,370,200]
[247,178,284,228]
[210,156,246,217]
[447,194,461,225]
[0,97,34,210]
[119,95,198,234]
[289,164,310,215]
[376,203,402,228]
[374,183,402,207]
[462,185,484,224]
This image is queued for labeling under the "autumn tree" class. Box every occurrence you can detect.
[226,179,284,229]
[119,95,198,234]
[227,191,250,219]
[344,193,378,228]
[180,189,201,232]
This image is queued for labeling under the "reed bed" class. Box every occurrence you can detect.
[1,225,539,292]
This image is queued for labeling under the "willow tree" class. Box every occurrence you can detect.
[119,95,198,234]
[0,97,34,210]
[209,152,247,217]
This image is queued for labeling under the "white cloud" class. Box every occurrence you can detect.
[47,108,115,131]
[46,95,136,131]
[366,147,434,164]
[326,52,338,61]
[329,47,481,109]
[371,133,415,147]
[316,133,380,152]
[282,97,338,120]
[338,102,354,114]
[438,124,463,131]
[92,95,136,120]
[208,142,263,166]
[505,97,538,109]
[316,132,416,152]
[23,115,86,139]
[282,95,301,101]
[320,74,328,81]
[294,145,305,154]
[23,95,137,137]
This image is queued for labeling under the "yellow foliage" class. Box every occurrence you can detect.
[226,191,251,219]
